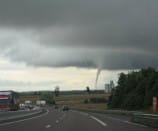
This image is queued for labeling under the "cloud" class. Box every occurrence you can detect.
[0,0,158,69]
[0,79,62,87]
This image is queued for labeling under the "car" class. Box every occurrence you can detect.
[54,105,59,109]
[62,105,69,111]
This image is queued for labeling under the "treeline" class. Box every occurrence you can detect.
[84,97,108,104]
[40,93,56,105]
[20,90,105,96]
[108,68,158,110]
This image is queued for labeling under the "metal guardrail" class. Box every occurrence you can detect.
[0,109,42,123]
[130,112,158,128]
[133,113,158,121]
[134,113,158,117]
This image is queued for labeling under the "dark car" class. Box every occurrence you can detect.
[54,105,59,109]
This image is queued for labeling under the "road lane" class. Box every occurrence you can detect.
[51,110,105,131]
[0,108,157,131]
[0,108,105,131]
[0,108,62,131]
[88,112,157,131]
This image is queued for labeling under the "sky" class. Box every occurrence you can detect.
[0,0,158,91]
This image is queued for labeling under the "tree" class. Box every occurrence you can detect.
[86,86,90,94]
[108,68,158,110]
[54,86,60,97]
[40,93,55,105]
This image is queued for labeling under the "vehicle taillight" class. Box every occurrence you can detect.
[0,105,11,109]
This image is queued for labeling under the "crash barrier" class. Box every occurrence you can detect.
[0,109,46,124]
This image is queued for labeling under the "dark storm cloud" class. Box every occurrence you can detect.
[0,0,158,69]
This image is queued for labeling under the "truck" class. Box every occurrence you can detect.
[24,100,33,109]
[0,91,19,111]
[36,100,46,107]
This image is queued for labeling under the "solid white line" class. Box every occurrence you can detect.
[123,120,147,128]
[90,116,107,127]
[0,109,49,127]
[106,116,124,121]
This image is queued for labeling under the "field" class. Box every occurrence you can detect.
[19,95,40,103]
[19,93,111,110]
[54,93,110,110]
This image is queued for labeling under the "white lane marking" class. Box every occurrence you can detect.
[124,120,147,128]
[71,110,88,116]
[106,116,147,127]
[45,124,51,128]
[70,110,77,113]
[59,117,62,120]
[90,116,107,127]
[0,109,49,127]
[56,120,59,123]
[106,116,124,121]
[59,113,66,120]
[79,112,89,116]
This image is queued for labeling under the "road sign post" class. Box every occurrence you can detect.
[153,96,158,112]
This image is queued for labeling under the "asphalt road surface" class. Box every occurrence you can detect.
[0,108,157,131]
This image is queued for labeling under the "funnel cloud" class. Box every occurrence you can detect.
[95,68,102,89]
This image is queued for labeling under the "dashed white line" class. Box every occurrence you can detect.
[0,109,49,127]
[90,116,107,127]
[59,113,66,120]
[79,112,89,116]
[71,110,88,116]
[45,124,51,128]
[56,120,59,123]
[71,110,77,113]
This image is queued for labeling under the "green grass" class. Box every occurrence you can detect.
[54,93,110,110]
[19,95,40,104]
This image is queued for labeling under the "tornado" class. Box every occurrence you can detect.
[95,68,102,89]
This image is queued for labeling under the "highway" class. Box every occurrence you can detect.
[0,108,157,131]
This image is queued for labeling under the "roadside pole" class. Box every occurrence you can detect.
[153,96,158,113]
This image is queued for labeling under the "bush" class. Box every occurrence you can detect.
[84,99,89,104]
[40,94,55,105]
[84,97,107,104]
[90,97,108,103]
